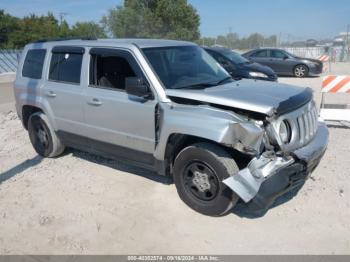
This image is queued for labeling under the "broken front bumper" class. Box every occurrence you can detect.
[223,122,329,211]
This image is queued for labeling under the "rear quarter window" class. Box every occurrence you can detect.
[22,49,46,79]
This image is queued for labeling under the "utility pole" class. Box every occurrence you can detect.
[228,27,233,49]
[346,24,349,61]
[279,32,282,47]
[59,12,68,25]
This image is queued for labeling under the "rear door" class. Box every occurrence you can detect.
[249,50,271,67]
[82,48,157,162]
[43,46,85,134]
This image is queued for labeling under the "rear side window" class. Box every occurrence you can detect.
[252,50,268,58]
[49,47,84,84]
[22,49,46,79]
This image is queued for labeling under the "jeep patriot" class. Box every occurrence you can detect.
[14,39,328,216]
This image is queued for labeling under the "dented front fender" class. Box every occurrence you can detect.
[154,102,265,160]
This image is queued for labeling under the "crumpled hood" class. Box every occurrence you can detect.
[166,79,313,116]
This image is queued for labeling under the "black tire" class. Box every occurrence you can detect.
[28,112,65,157]
[173,142,239,216]
[294,64,309,78]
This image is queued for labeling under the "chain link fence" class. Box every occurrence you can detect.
[281,46,350,62]
[0,50,22,73]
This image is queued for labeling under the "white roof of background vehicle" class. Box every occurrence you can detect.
[25,38,196,49]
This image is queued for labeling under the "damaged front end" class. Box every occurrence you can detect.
[223,104,329,211]
[223,151,295,203]
[161,88,328,212]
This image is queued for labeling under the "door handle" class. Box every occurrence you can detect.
[87,98,102,106]
[46,90,56,98]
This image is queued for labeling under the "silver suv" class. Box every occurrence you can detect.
[14,39,328,216]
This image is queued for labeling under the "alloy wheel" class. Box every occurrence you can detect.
[294,65,307,77]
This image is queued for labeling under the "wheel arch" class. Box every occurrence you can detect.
[20,99,57,130]
[22,105,44,130]
[162,133,251,177]
[162,133,223,176]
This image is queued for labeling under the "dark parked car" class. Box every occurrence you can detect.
[204,47,277,81]
[243,48,323,77]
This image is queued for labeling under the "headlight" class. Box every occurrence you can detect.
[279,120,292,144]
[249,72,268,78]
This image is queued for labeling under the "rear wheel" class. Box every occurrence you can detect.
[294,64,308,77]
[28,112,65,157]
[173,142,239,216]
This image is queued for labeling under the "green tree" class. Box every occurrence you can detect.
[0,10,19,48]
[70,21,106,38]
[102,0,200,41]
[199,32,277,50]
[6,12,63,48]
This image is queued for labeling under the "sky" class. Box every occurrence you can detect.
[1,0,350,40]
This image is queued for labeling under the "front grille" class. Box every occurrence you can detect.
[296,105,318,145]
[270,101,318,151]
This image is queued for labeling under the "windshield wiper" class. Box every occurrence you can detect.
[174,82,217,89]
[215,76,233,85]
[174,77,233,90]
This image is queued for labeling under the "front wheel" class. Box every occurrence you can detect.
[173,142,239,216]
[294,64,309,78]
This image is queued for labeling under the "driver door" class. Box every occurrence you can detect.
[270,50,293,74]
[82,48,157,162]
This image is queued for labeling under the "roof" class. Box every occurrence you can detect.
[250,47,286,51]
[242,47,287,55]
[203,46,232,53]
[26,38,196,49]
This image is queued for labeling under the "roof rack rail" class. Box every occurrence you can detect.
[34,37,97,43]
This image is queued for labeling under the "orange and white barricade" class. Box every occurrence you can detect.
[317,55,330,73]
[320,75,350,122]
[318,55,330,62]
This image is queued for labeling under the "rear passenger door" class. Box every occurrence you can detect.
[82,48,157,162]
[249,50,270,66]
[44,46,86,135]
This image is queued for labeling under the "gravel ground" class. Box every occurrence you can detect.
[0,63,350,254]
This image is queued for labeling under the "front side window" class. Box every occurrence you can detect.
[89,50,139,90]
[22,49,46,79]
[142,46,230,89]
[49,51,83,84]
[271,50,287,59]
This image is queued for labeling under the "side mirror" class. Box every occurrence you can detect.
[126,77,153,100]
[283,56,289,60]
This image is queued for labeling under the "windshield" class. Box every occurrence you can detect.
[142,45,231,89]
[222,50,249,64]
